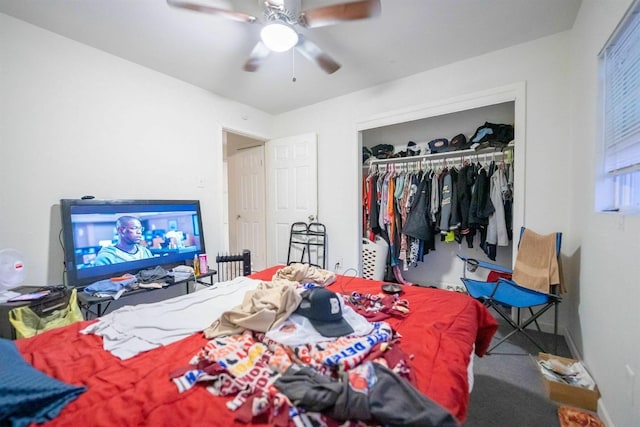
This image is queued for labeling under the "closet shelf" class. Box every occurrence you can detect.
[366,144,513,166]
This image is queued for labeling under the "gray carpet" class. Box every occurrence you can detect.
[464,318,572,427]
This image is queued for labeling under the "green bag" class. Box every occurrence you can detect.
[9,289,83,339]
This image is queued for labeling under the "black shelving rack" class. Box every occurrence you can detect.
[286,222,327,269]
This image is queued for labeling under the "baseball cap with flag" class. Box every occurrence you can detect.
[294,287,354,337]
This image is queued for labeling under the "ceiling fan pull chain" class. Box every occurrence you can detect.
[292,49,297,83]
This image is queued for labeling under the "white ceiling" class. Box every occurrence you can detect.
[0,0,582,115]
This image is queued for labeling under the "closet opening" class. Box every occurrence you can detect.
[357,93,523,290]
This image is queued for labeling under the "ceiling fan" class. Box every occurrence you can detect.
[167,0,381,74]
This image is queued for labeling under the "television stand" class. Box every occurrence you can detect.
[77,271,216,318]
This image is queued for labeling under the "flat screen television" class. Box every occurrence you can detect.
[60,199,206,287]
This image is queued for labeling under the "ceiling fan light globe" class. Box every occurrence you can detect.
[260,22,298,52]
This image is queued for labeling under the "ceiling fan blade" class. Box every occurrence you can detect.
[295,35,341,74]
[300,0,381,28]
[166,0,257,24]
[243,41,271,72]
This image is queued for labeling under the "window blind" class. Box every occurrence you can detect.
[603,6,640,175]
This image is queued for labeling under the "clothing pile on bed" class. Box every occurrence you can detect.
[168,263,460,427]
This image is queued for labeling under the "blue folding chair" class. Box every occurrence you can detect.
[458,227,562,354]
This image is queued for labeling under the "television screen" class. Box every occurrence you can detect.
[60,199,206,287]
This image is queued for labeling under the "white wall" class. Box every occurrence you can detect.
[0,14,274,285]
[568,1,640,425]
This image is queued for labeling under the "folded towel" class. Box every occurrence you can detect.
[512,229,562,293]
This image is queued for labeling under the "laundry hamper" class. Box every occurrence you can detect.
[362,237,388,280]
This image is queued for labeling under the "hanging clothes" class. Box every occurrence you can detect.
[438,169,452,234]
[503,162,514,241]
[467,163,492,258]
[378,172,389,235]
[487,165,509,247]
[363,173,372,238]
[364,172,381,239]
[468,165,492,222]
[403,172,435,250]
[385,171,397,266]
[369,173,381,237]
[456,162,476,247]
[392,173,406,264]
[429,169,440,223]
[399,168,423,269]
[363,148,514,270]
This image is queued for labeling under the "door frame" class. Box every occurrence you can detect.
[355,82,527,272]
[221,129,319,270]
[222,128,267,271]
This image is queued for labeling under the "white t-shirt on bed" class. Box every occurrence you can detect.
[266,301,374,346]
[81,276,261,360]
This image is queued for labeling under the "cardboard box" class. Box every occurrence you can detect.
[538,353,600,411]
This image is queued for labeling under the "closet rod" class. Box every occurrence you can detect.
[367,145,512,166]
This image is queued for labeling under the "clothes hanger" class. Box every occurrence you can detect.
[368,160,376,177]
[442,157,450,173]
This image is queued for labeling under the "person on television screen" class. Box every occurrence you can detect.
[93,216,154,266]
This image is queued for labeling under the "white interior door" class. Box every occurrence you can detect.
[266,133,318,266]
[228,145,266,271]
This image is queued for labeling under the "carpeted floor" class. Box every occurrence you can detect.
[464,317,573,427]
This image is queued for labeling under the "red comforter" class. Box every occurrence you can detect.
[16,267,497,426]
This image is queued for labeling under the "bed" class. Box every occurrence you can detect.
[11,265,497,427]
